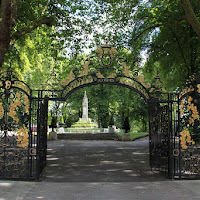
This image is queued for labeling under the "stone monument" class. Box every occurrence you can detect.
[71,91,97,129]
[81,91,89,121]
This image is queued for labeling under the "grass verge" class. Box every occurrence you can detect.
[116,131,149,140]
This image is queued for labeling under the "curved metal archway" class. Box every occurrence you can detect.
[60,75,151,102]
[55,42,157,102]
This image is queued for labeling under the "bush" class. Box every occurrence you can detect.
[109,115,114,126]
[122,117,130,133]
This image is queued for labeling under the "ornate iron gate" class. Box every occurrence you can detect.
[0,71,49,180]
[0,43,200,180]
[0,70,32,179]
[175,74,200,179]
[148,76,180,179]
[149,102,171,177]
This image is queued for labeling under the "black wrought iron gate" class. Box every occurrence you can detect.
[30,92,49,179]
[0,66,200,180]
[149,103,171,177]
[0,71,32,179]
[148,93,181,179]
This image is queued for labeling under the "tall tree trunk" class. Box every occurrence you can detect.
[0,0,19,69]
[181,0,200,39]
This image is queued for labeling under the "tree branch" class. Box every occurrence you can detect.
[11,15,55,41]
[181,0,200,39]
[132,24,163,42]
[170,29,190,76]
[132,16,187,42]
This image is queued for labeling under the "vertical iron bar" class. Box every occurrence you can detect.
[169,95,174,179]
[178,95,182,179]
[27,93,32,179]
[36,90,41,180]
[148,100,152,169]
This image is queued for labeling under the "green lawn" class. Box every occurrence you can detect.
[116,131,149,140]
[130,132,149,140]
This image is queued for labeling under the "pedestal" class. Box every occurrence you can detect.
[122,133,130,141]
[58,127,65,134]
[49,131,57,140]
[108,126,115,134]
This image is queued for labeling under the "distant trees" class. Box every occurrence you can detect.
[64,85,148,131]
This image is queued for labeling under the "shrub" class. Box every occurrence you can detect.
[122,117,130,133]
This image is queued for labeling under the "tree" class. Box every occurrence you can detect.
[140,0,200,90]
[92,0,200,90]
[0,0,101,70]
[0,0,53,68]
[109,115,114,126]
[181,0,200,39]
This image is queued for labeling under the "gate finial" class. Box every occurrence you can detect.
[149,74,167,94]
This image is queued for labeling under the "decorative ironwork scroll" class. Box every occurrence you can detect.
[59,42,151,102]
[178,73,200,178]
[149,103,171,176]
[0,69,31,179]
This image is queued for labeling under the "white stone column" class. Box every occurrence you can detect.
[82,91,88,120]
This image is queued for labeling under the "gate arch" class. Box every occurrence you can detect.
[61,77,150,102]
[58,43,151,102]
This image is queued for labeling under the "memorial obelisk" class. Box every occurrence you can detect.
[71,91,97,128]
[82,91,88,121]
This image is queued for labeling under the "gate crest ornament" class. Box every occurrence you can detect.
[95,40,118,67]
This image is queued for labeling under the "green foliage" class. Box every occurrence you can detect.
[132,0,200,90]
[92,0,200,91]
[7,0,199,132]
[130,132,149,140]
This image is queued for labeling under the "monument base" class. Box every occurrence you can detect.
[71,119,97,129]
[79,117,91,122]
[108,126,115,134]
[122,133,130,141]
[49,131,57,140]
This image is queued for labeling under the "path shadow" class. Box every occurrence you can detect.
[43,138,168,182]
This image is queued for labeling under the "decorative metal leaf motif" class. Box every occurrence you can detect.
[8,92,21,123]
[16,127,29,148]
[0,102,4,117]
